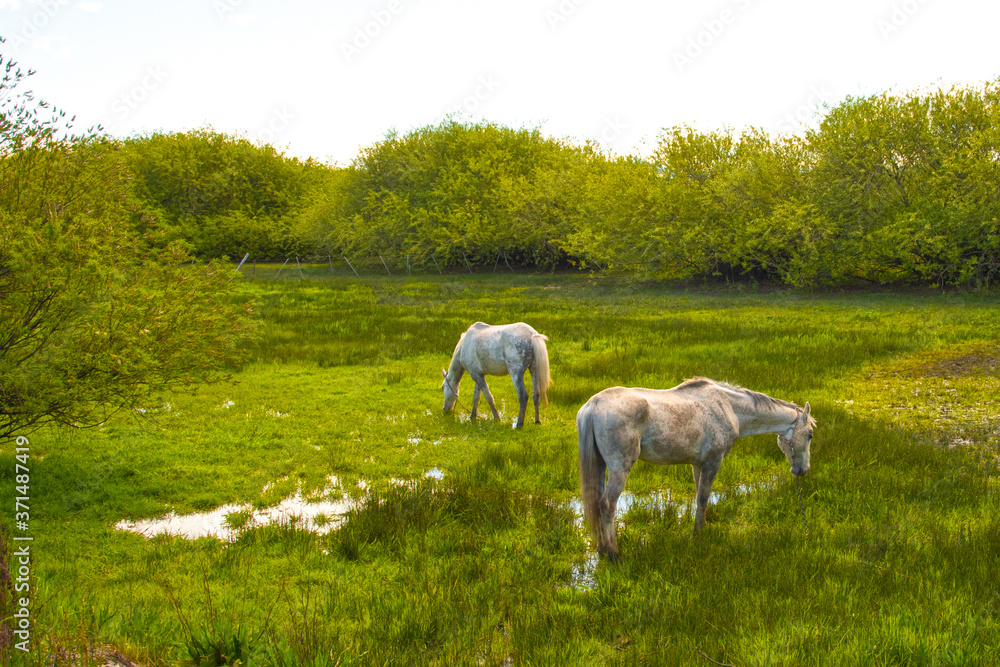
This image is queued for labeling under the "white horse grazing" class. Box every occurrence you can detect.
[442,322,551,428]
[577,377,815,561]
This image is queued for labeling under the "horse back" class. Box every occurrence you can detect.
[638,387,740,463]
[588,387,736,465]
[462,322,539,376]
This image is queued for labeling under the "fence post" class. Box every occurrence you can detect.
[432,255,443,275]
[230,252,250,282]
[343,256,360,277]
[463,253,473,274]
[379,254,391,275]
[275,258,290,278]
[295,256,304,279]
[503,250,515,273]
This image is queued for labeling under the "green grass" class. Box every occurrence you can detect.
[4,271,1000,665]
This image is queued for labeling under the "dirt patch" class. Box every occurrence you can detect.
[874,343,1000,379]
[922,350,1000,378]
[843,343,1000,449]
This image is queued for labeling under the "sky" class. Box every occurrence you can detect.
[3,0,999,165]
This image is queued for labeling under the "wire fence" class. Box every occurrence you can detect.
[231,250,552,280]
[225,250,1000,288]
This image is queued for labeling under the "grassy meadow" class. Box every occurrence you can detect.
[4,268,1000,666]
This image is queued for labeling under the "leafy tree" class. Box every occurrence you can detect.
[124,129,331,260]
[31,65,993,289]
[572,84,1000,287]
[0,46,258,439]
[805,84,1000,285]
[710,131,831,285]
[311,121,589,269]
[560,153,661,274]
[806,91,932,283]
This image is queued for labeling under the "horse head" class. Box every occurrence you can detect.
[777,402,813,477]
[442,368,458,413]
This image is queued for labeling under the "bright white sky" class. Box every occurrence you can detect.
[3,0,999,165]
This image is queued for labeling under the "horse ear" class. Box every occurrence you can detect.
[803,402,811,418]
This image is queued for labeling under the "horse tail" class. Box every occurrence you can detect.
[531,333,551,405]
[577,401,605,544]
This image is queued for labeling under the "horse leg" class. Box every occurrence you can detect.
[467,373,499,421]
[511,372,529,428]
[693,458,722,533]
[531,370,541,424]
[470,384,481,420]
[691,463,702,515]
[479,379,500,420]
[599,468,629,562]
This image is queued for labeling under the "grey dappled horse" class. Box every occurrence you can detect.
[577,377,815,560]
[442,322,551,428]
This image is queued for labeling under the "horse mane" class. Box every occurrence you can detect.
[448,331,467,364]
[680,377,815,425]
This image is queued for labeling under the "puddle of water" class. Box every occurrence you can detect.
[566,481,775,590]
[117,475,357,541]
[566,489,690,528]
[570,552,600,591]
[116,470,449,542]
[118,470,771,548]
[115,492,356,541]
[569,482,773,524]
